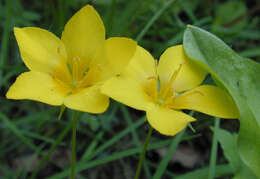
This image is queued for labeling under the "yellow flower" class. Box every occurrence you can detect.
[101,45,239,135]
[6,5,136,113]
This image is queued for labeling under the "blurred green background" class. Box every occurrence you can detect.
[0,0,259,178]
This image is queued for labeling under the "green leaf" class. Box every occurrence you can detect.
[183,25,260,178]
[215,128,240,170]
[216,128,257,179]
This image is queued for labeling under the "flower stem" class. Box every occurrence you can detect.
[135,126,153,179]
[70,111,79,179]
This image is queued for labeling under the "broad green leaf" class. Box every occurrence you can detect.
[215,128,240,170]
[216,128,257,179]
[183,25,260,178]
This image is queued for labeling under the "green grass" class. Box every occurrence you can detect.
[0,0,259,178]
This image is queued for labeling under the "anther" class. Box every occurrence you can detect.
[147,76,156,80]
[97,64,102,72]
[183,90,204,98]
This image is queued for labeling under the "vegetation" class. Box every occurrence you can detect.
[0,0,259,178]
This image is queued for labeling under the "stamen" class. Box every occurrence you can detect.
[154,60,159,100]
[97,64,102,72]
[180,90,204,98]
[160,64,183,100]
[77,64,100,88]
[155,59,160,90]
[146,75,157,101]
[145,60,159,101]
[162,91,178,106]
[167,90,204,109]
[147,76,156,80]
[72,56,80,82]
[154,59,161,93]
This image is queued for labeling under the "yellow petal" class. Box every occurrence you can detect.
[146,104,196,136]
[88,37,137,83]
[101,76,154,111]
[64,85,109,113]
[14,27,69,76]
[123,46,156,83]
[61,5,105,63]
[6,71,68,105]
[171,85,239,118]
[158,45,206,92]
[104,37,137,75]
[121,46,158,99]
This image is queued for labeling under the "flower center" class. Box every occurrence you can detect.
[67,56,89,90]
[55,48,96,94]
[147,62,182,107]
[158,64,182,103]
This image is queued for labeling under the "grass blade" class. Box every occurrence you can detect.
[153,111,194,179]
[175,164,233,179]
[121,105,152,178]
[208,117,220,179]
[0,112,42,154]
[80,131,104,161]
[29,119,73,179]
[153,129,186,179]
[136,0,178,42]
[83,117,145,161]
[48,139,173,179]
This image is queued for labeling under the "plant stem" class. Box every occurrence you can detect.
[71,111,79,179]
[135,126,153,179]
[208,117,220,179]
